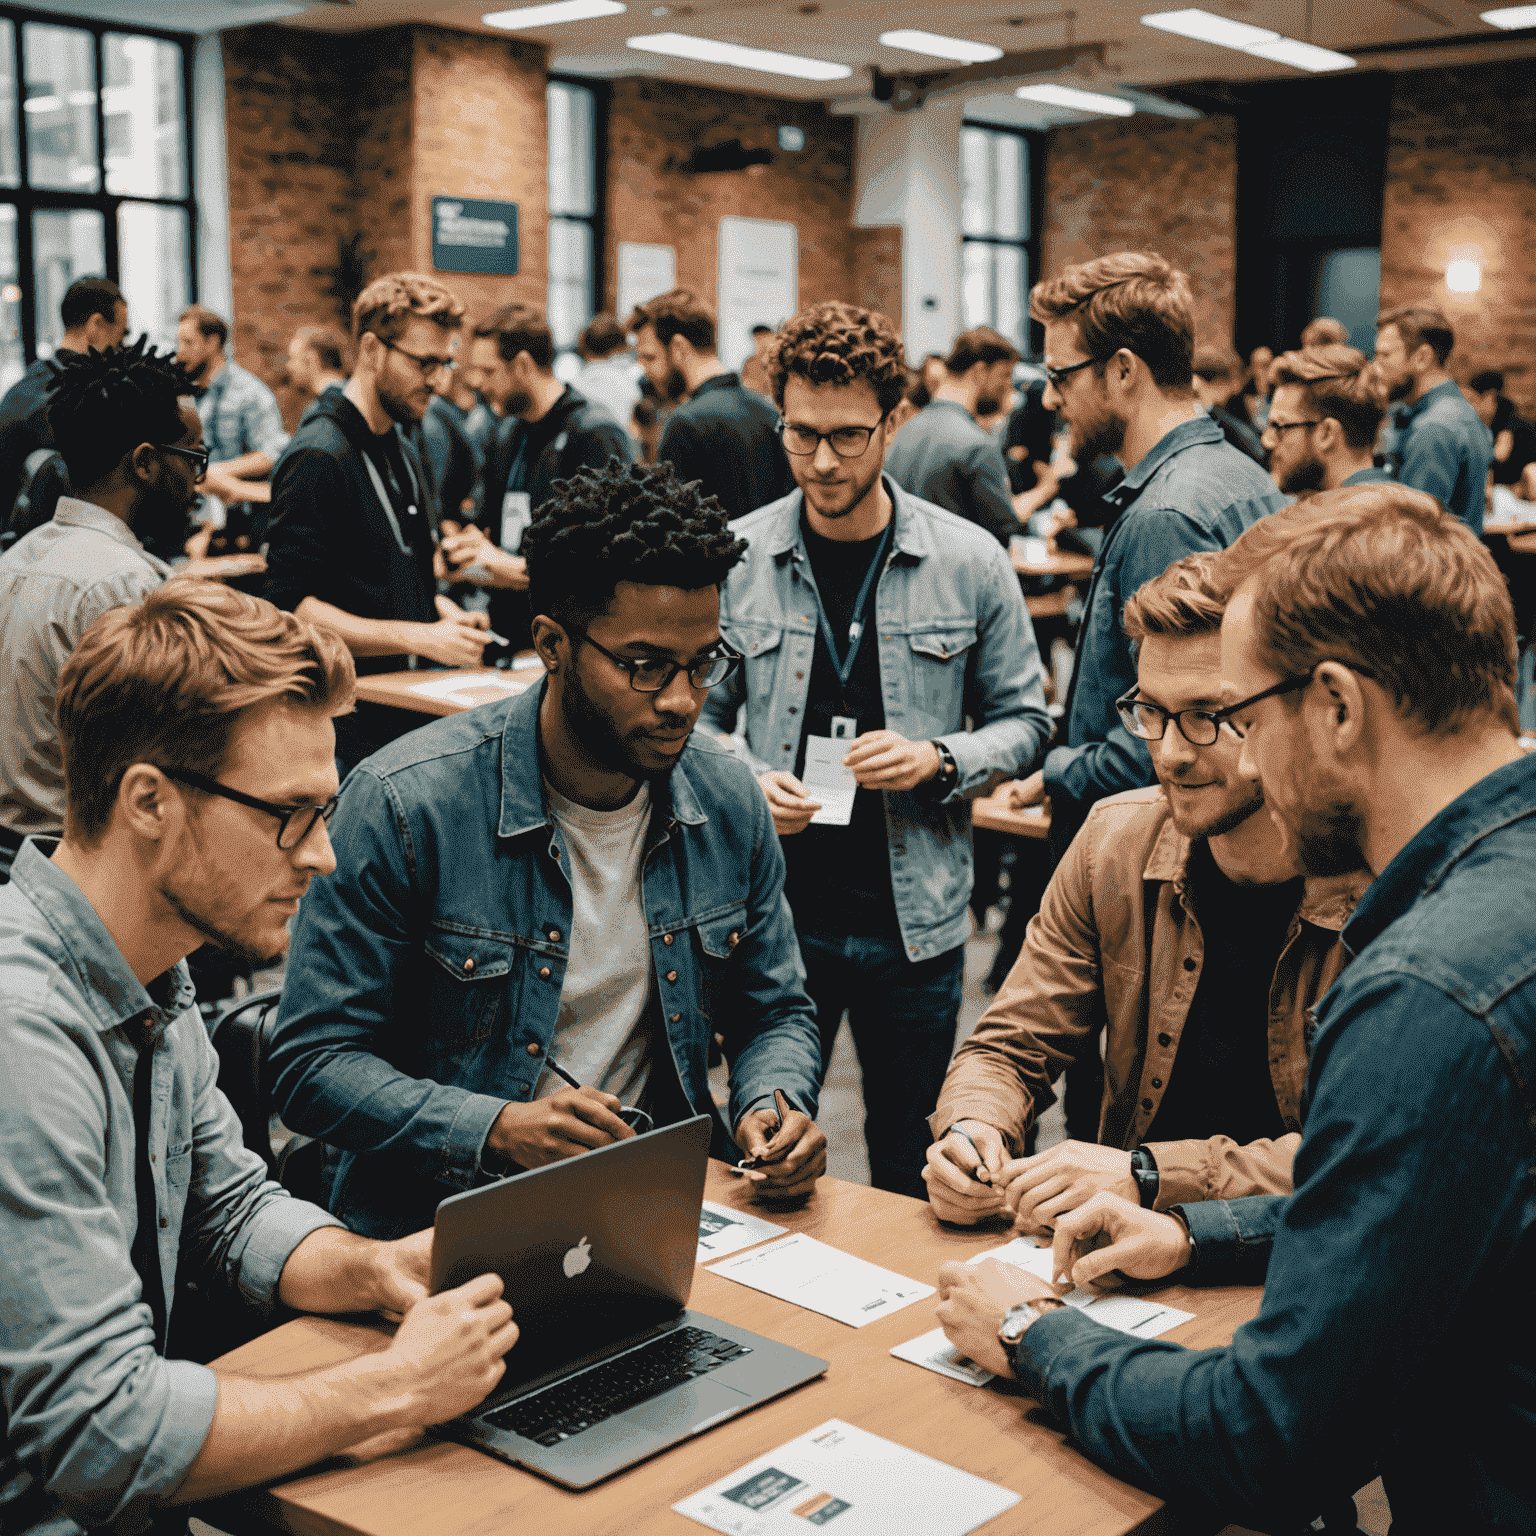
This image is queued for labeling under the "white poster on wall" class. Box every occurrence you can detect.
[617,242,677,326]
[717,216,797,372]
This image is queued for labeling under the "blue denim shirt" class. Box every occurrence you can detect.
[1011,753,1536,1533]
[0,841,340,1536]
[269,681,823,1239]
[699,478,1051,961]
[1379,379,1494,534]
[1044,415,1286,809]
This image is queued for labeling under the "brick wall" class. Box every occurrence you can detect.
[604,80,856,321]
[1381,58,1536,415]
[1041,114,1239,350]
[852,225,902,325]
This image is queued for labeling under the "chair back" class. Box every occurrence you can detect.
[208,988,282,1171]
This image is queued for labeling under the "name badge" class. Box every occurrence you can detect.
[830,715,857,741]
[501,490,532,552]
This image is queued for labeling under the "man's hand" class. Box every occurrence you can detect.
[734,1103,827,1199]
[442,526,530,590]
[184,523,214,560]
[435,593,490,628]
[998,770,1046,810]
[374,1274,520,1426]
[413,612,493,667]
[923,1122,1010,1225]
[368,1228,434,1322]
[1051,1192,1192,1290]
[1002,1140,1138,1235]
[843,731,941,792]
[486,1087,635,1170]
[935,1258,1064,1380]
[758,771,821,836]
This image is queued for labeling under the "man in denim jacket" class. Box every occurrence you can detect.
[271,460,827,1239]
[701,303,1050,1197]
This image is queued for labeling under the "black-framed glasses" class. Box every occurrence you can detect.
[160,766,340,851]
[386,341,456,378]
[1211,662,1379,740]
[156,443,209,484]
[1265,418,1321,436]
[777,417,887,459]
[567,628,743,693]
[1115,686,1234,748]
[1043,356,1101,389]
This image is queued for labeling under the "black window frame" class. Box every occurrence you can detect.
[546,72,608,354]
[959,119,1045,359]
[0,3,197,365]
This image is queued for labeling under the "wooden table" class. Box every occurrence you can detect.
[1011,548,1094,580]
[353,664,541,717]
[972,792,1051,841]
[212,1167,1259,1536]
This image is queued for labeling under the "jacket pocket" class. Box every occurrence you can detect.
[726,622,786,713]
[691,904,748,1028]
[906,623,978,729]
[422,927,521,1045]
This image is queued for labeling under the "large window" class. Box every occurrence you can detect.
[547,78,603,363]
[960,122,1041,357]
[0,8,194,391]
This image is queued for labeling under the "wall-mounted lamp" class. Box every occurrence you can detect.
[1445,260,1482,294]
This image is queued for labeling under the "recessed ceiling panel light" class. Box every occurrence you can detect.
[1245,37,1355,70]
[1140,9,1279,49]
[626,33,851,80]
[483,0,625,29]
[878,30,1004,64]
[1481,4,1536,24]
[1015,83,1136,116]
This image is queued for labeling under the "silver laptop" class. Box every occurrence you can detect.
[430,1114,828,1489]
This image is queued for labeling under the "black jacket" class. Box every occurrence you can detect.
[656,372,793,523]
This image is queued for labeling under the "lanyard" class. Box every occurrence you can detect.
[811,522,893,692]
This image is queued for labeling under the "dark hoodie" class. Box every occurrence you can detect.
[264,389,438,674]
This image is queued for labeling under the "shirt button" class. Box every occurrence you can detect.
[159,1216,169,1228]
[548,929,562,942]
[1182,957,1196,971]
[539,966,552,979]
[795,671,804,679]
[669,1012,681,1023]
[788,705,797,714]
[1141,1097,1154,1111]
[663,933,674,946]
[1151,1078,1163,1089]
[1157,1032,1172,1047]
[666,969,678,982]
[150,1153,156,1164]
[526,1042,540,1056]
[462,957,476,974]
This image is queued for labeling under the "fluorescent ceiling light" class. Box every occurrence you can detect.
[1015,83,1135,115]
[1140,9,1278,49]
[879,29,1003,64]
[1481,4,1536,25]
[626,33,851,80]
[1244,37,1354,70]
[482,0,625,29]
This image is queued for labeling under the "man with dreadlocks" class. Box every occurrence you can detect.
[0,337,204,883]
[270,458,827,1238]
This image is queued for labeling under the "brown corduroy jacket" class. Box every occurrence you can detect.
[931,787,1370,1207]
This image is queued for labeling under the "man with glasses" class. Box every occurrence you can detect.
[701,302,1049,1198]
[265,272,492,769]
[1262,344,1391,496]
[0,339,203,883]
[927,553,1365,1229]
[271,458,827,1239]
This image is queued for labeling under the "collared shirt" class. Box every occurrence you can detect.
[700,477,1051,962]
[1011,753,1536,1533]
[0,498,171,836]
[885,399,1020,547]
[1340,464,1393,487]
[1044,414,1286,813]
[0,840,340,1536]
[1379,378,1493,533]
[656,372,794,524]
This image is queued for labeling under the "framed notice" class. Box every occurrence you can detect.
[717,217,797,372]
[431,197,519,276]
[617,242,677,323]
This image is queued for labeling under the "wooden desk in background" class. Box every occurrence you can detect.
[972,792,1051,841]
[214,1167,1260,1536]
[352,663,540,717]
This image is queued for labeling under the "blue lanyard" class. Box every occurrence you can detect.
[811,522,893,691]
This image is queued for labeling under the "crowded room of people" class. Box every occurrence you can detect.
[2,2,1534,1534]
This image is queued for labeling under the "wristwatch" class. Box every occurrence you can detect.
[1130,1145,1160,1209]
[930,739,958,786]
[998,1297,1067,1350]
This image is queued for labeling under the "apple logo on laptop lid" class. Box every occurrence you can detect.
[563,1236,592,1279]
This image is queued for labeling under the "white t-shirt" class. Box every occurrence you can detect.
[537,779,657,1108]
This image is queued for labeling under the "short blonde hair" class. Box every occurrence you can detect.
[56,583,355,844]
[1122,551,1226,644]
[1268,344,1387,450]
[352,271,465,347]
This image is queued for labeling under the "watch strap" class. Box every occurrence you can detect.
[1131,1145,1160,1209]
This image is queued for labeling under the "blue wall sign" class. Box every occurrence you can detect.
[431,197,519,276]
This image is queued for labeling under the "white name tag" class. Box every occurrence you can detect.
[803,736,856,827]
[500,490,532,552]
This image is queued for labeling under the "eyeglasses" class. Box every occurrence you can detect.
[385,341,456,378]
[1115,686,1235,748]
[778,418,886,459]
[1210,662,1379,740]
[567,627,743,693]
[1265,418,1321,436]
[1043,356,1101,390]
[156,443,209,483]
[160,766,340,850]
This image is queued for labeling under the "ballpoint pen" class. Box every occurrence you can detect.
[543,1055,653,1132]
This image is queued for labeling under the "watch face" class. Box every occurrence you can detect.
[999,1304,1036,1344]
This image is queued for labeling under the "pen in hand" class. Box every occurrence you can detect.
[542,1056,652,1133]
[738,1088,793,1172]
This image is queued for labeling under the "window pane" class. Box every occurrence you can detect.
[32,207,105,358]
[994,244,1025,351]
[547,82,595,217]
[0,205,23,391]
[548,217,592,351]
[0,23,18,188]
[993,132,1023,240]
[961,240,993,334]
[104,34,187,198]
[960,127,992,238]
[23,24,99,193]
[118,202,189,352]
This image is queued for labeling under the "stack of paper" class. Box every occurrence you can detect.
[708,1233,933,1328]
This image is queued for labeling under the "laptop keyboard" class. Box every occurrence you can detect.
[483,1326,753,1447]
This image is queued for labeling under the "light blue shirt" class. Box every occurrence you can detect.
[0,840,341,1535]
[1379,379,1493,534]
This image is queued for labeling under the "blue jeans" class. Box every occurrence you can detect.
[798,928,965,1199]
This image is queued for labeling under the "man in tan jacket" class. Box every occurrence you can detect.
[925,552,1369,1229]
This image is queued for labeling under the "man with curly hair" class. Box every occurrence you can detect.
[702,301,1049,1197]
[271,459,828,1238]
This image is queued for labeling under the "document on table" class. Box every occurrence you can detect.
[709,1233,933,1327]
[406,671,533,706]
[802,735,856,827]
[697,1201,787,1263]
[674,1418,1019,1536]
[889,1328,995,1386]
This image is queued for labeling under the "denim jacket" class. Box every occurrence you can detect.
[700,479,1051,961]
[269,681,823,1239]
